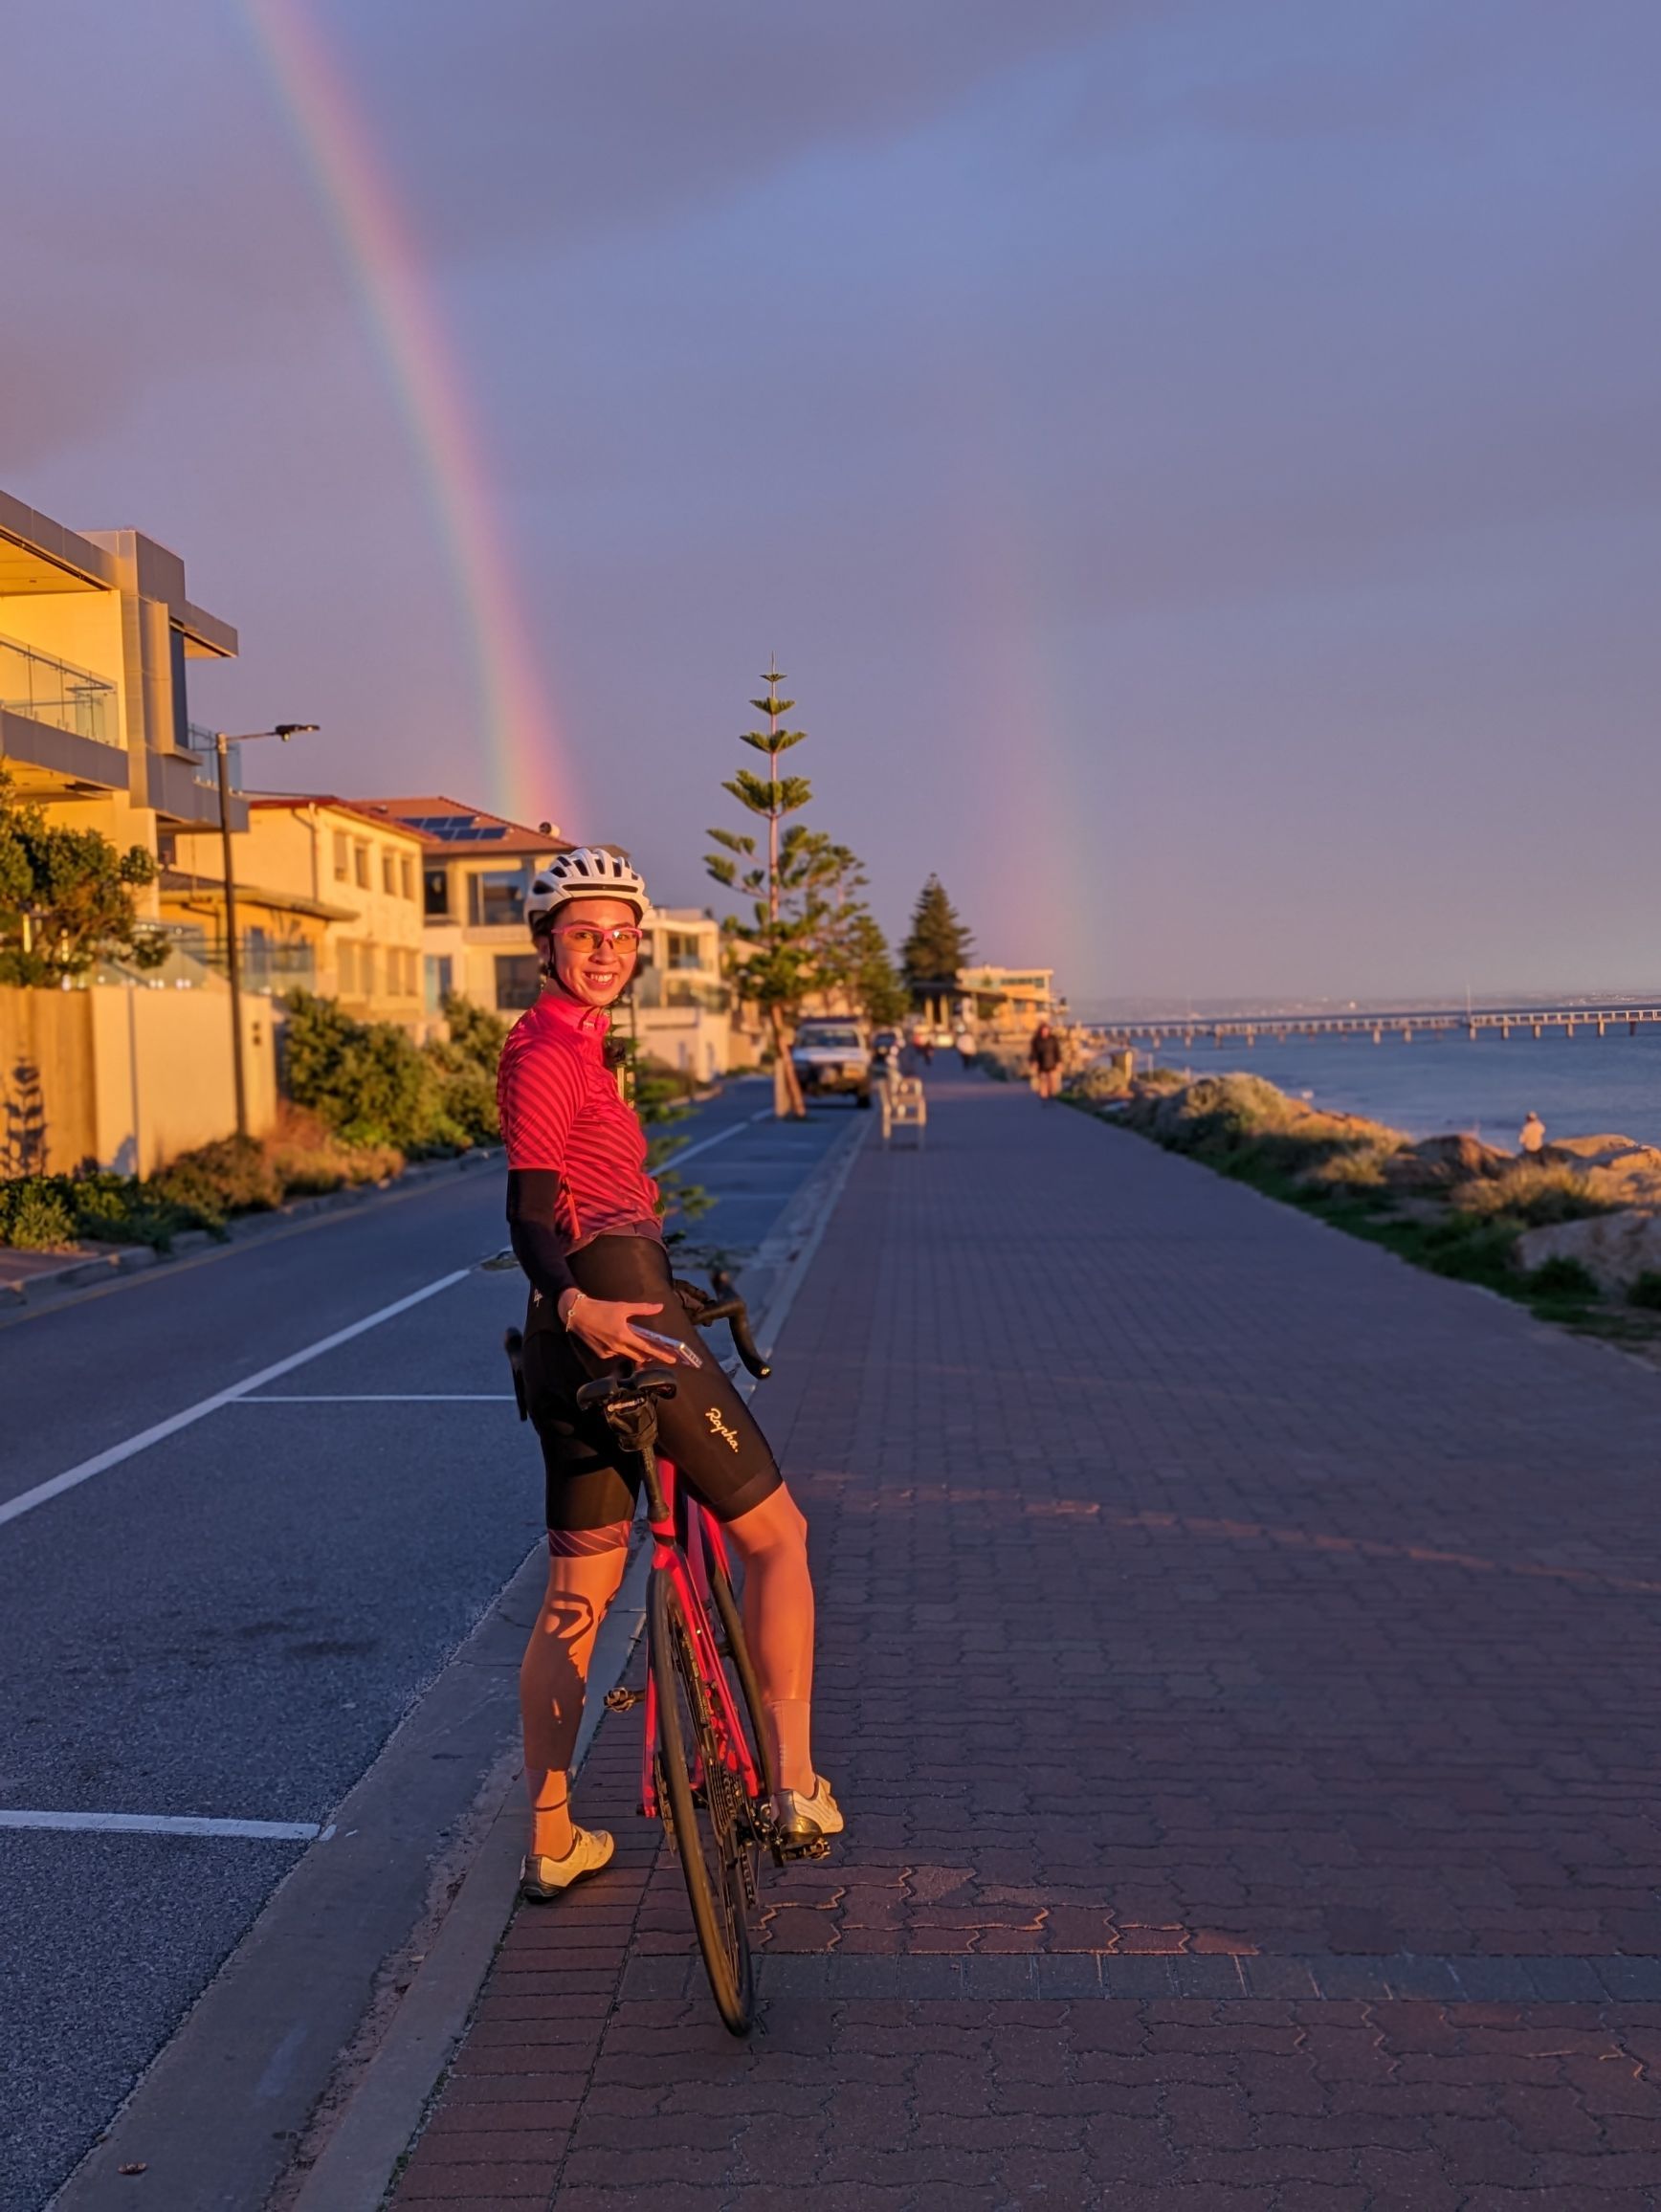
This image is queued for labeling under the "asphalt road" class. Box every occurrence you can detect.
[0,1076,852,2211]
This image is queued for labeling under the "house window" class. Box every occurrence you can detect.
[667,931,704,971]
[382,850,396,896]
[424,954,454,1012]
[400,853,415,901]
[338,941,358,995]
[424,869,450,918]
[333,831,348,881]
[353,842,369,889]
[470,870,526,928]
[494,954,542,1010]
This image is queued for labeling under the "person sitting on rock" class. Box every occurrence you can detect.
[1519,1110,1546,1156]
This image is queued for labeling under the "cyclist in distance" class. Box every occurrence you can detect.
[499,846,842,1900]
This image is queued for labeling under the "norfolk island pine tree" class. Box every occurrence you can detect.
[900,874,974,1027]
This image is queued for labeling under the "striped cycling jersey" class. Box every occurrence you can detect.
[497,987,660,1251]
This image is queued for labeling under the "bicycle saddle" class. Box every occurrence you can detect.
[575,1365,679,1412]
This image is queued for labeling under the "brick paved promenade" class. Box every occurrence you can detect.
[389,1075,1661,2209]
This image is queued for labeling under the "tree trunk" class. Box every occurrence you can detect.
[767,1003,806,1118]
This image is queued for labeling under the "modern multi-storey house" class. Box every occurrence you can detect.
[166,796,428,1030]
[631,907,736,1081]
[0,486,289,1169]
[0,486,239,863]
[350,796,567,1022]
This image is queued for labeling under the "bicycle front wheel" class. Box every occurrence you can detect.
[707,1558,776,1805]
[650,1570,756,2035]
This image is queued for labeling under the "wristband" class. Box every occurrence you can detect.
[563,1290,587,1331]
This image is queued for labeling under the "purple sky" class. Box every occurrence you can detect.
[6,0,1660,1007]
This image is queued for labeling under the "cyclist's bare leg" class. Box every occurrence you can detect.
[520,1539,630,1859]
[724,1484,816,1794]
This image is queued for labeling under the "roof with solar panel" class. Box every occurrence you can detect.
[349,796,567,857]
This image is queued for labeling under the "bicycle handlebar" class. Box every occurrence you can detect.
[673,1269,772,1381]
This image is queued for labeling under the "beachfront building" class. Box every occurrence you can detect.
[165,797,428,1029]
[960,964,1060,1029]
[0,485,289,1170]
[0,485,239,863]
[631,908,734,1081]
[351,796,566,1025]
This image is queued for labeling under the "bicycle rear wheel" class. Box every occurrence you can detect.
[650,1571,756,2034]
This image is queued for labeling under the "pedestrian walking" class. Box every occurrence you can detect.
[1029,1020,1063,1101]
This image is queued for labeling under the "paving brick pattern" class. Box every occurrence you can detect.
[388,1079,1661,2207]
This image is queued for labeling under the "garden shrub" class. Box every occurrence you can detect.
[1451,1161,1611,1228]
[0,1181,78,1250]
[1523,1254,1600,1300]
[155,1135,282,1222]
[282,988,504,1154]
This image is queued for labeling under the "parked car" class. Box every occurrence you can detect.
[791,1020,874,1107]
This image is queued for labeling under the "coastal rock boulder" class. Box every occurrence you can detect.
[1515,1208,1661,1294]
[1540,1133,1644,1164]
[1536,1139,1661,1209]
[1385,1132,1512,1190]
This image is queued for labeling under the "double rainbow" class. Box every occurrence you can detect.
[240,0,571,830]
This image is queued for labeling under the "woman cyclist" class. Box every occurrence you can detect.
[499,846,841,1900]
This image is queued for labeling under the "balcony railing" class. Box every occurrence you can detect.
[0,630,116,745]
[185,721,241,792]
[634,969,729,1012]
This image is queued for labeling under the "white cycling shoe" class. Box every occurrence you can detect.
[773,1776,845,1845]
[520,1825,614,1901]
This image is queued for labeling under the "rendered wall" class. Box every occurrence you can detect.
[0,984,277,1179]
[0,987,96,1174]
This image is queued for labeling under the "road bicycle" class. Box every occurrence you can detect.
[509,1275,824,2035]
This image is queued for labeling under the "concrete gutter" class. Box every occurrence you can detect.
[46,1111,869,2212]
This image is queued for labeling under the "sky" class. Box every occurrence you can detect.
[5,0,1660,1009]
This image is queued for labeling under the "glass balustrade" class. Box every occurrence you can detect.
[0,630,116,743]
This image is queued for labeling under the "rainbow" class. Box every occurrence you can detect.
[237,0,572,830]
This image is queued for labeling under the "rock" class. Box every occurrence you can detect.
[1383,1132,1511,1191]
[1539,1133,1645,1164]
[1416,1133,1513,1181]
[1514,1208,1661,1294]
[1532,1138,1661,1208]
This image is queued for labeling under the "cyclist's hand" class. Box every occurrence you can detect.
[561,1294,667,1365]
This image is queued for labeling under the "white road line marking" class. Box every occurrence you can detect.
[237,1394,517,1405]
[0,1269,473,1535]
[0,1809,322,1841]
[659,1107,771,1169]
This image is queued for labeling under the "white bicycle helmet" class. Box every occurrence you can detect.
[525,846,650,937]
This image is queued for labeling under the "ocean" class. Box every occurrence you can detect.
[1128,1027,1661,1149]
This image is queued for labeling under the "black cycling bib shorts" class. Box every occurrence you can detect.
[520,1234,781,1534]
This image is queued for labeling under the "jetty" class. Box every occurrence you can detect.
[1091,999,1661,1048]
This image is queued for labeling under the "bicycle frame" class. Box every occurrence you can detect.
[637,1452,764,1821]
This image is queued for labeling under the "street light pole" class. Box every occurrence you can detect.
[214,735,249,1137]
[213,724,320,1139]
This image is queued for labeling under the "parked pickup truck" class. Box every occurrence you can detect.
[790,1020,874,1107]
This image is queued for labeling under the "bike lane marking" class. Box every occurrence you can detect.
[0,1268,472,1532]
[0,1810,324,1842]
[661,1104,774,1169]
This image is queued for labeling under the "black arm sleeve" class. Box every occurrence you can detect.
[506,1169,578,1305]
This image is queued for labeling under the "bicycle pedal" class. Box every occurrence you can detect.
[779,1836,832,1863]
[604,1686,644,1712]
